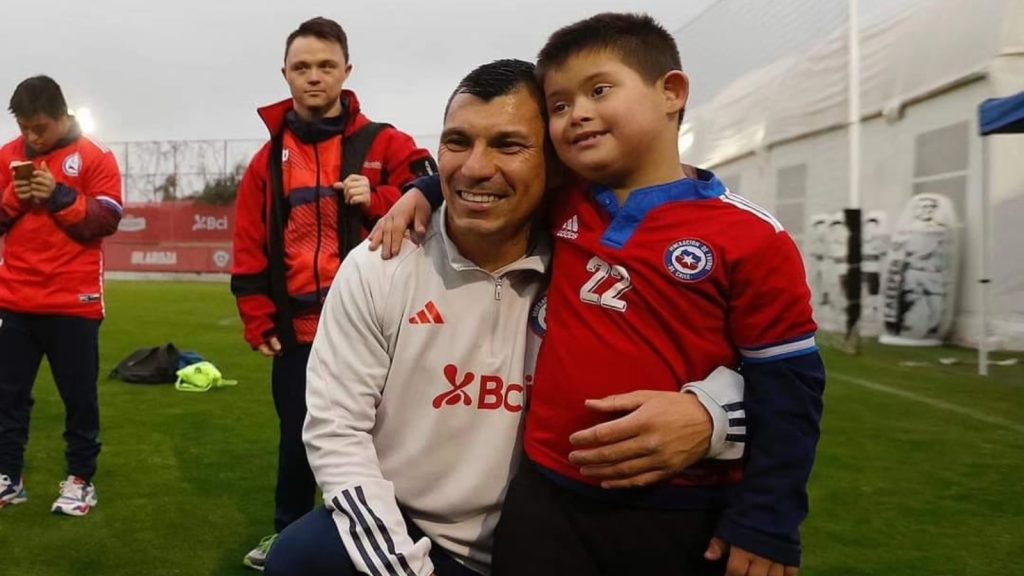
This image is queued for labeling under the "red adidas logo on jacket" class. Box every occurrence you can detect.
[408,301,445,324]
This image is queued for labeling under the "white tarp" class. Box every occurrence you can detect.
[686,0,1022,166]
[681,0,1024,349]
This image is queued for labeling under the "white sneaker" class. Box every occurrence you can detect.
[51,475,97,516]
[0,474,27,508]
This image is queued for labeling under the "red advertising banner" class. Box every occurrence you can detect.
[110,201,234,244]
[0,201,234,274]
[104,243,234,273]
[105,201,235,273]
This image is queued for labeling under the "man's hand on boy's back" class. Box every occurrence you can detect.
[567,390,712,488]
[368,188,432,258]
[705,537,799,576]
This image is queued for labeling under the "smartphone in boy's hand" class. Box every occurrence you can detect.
[11,161,37,202]
[12,161,35,182]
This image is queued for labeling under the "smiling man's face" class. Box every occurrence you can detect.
[439,86,548,242]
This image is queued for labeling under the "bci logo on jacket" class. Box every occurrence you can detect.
[432,364,532,413]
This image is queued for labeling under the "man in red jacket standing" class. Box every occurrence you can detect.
[0,76,123,517]
[231,17,436,571]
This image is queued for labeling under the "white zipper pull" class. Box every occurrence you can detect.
[495,279,503,301]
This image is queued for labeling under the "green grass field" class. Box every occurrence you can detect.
[1,281,1022,575]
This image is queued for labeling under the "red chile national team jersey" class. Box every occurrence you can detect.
[524,170,818,488]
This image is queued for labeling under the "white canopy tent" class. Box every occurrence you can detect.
[680,0,1024,350]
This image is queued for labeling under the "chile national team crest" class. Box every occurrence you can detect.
[665,239,715,282]
[529,294,548,337]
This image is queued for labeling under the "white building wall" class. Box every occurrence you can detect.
[704,78,1024,348]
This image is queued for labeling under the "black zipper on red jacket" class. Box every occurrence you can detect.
[313,142,324,305]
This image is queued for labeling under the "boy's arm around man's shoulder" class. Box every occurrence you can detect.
[365,127,437,220]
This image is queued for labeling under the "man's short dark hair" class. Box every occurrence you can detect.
[444,59,544,121]
[286,17,349,63]
[536,13,682,86]
[8,75,68,119]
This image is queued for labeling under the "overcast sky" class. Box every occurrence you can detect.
[0,0,715,146]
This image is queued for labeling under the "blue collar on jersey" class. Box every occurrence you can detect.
[592,168,726,249]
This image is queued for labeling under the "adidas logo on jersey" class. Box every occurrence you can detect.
[557,215,579,240]
[408,301,445,325]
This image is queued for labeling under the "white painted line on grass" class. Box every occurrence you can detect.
[831,372,1024,434]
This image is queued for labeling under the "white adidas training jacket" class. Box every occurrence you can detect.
[305,209,548,576]
[304,208,745,576]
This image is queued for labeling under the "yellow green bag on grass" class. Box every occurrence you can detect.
[174,361,238,392]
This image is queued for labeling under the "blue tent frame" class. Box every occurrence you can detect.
[976,91,1024,375]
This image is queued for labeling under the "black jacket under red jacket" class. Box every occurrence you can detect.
[231,90,436,349]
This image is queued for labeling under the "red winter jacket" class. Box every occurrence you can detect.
[231,90,436,349]
[0,124,123,319]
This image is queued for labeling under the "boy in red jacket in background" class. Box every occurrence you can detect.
[230,17,436,571]
[0,75,124,518]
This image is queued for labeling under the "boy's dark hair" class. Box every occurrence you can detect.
[444,59,545,121]
[8,75,68,119]
[537,12,682,86]
[285,17,349,63]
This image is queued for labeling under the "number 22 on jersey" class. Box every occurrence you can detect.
[579,256,632,312]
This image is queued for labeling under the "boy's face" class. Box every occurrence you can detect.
[17,113,69,153]
[439,86,548,242]
[283,36,352,119]
[543,50,685,187]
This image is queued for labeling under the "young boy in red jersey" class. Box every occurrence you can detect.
[374,13,824,576]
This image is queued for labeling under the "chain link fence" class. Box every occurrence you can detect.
[107,139,264,204]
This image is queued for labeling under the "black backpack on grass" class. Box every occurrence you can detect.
[109,344,181,384]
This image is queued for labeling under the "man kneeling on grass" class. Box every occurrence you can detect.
[263,58,740,576]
